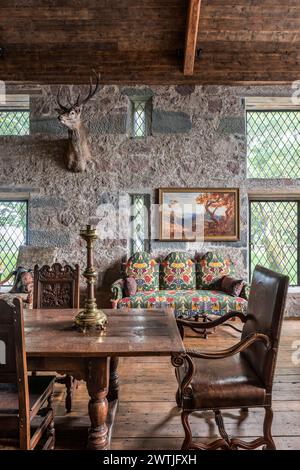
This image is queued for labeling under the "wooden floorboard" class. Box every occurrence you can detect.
[1,319,300,450]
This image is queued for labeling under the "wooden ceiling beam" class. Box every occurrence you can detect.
[184,0,202,76]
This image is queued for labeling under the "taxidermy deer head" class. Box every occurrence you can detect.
[56,71,101,172]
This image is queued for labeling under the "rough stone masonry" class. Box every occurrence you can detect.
[0,83,299,314]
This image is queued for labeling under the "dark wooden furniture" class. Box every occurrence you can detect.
[24,308,185,450]
[33,263,80,413]
[0,297,55,450]
[33,263,80,309]
[174,266,289,450]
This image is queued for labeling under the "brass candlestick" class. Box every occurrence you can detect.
[75,225,107,332]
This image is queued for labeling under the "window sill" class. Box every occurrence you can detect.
[288,286,300,294]
[0,286,11,294]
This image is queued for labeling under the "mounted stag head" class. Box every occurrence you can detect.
[56,71,101,172]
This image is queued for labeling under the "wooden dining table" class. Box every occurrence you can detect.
[24,308,185,450]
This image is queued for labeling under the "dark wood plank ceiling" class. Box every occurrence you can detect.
[0,0,300,84]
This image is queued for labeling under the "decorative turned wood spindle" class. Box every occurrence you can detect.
[75,224,107,332]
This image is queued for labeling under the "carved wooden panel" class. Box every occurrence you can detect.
[33,263,80,309]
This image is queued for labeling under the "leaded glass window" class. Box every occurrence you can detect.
[249,200,298,285]
[247,111,300,178]
[129,98,152,138]
[0,110,30,136]
[130,194,150,255]
[0,201,28,284]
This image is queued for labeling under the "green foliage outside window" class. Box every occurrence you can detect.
[0,201,28,282]
[0,111,30,136]
[250,201,298,285]
[247,111,300,178]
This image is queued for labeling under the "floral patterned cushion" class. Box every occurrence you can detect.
[117,289,247,318]
[197,252,236,289]
[160,252,196,290]
[126,252,159,292]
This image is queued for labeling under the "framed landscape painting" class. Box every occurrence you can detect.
[159,188,240,242]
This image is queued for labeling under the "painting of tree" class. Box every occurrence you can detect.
[195,192,236,237]
[159,188,239,241]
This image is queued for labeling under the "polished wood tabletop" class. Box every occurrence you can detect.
[24,308,185,357]
[23,308,185,451]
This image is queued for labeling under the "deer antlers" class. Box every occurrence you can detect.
[56,70,101,111]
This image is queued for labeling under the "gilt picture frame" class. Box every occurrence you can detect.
[159,188,240,242]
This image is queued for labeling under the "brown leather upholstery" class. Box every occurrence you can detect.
[177,354,266,409]
[241,266,289,389]
[177,266,289,410]
[175,266,289,450]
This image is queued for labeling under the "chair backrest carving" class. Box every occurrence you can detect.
[33,263,80,309]
[241,265,289,390]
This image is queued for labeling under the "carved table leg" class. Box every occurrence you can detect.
[86,357,109,450]
[107,356,119,402]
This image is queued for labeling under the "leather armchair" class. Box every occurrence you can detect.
[173,265,289,450]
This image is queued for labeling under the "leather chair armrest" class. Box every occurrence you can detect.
[186,333,271,360]
[173,333,271,401]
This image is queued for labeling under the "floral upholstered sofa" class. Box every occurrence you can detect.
[111,251,249,318]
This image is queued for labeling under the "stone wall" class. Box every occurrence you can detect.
[1,83,299,314]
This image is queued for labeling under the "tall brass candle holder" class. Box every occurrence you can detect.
[75,225,107,332]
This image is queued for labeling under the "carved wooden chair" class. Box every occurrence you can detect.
[33,263,80,413]
[174,266,289,450]
[0,296,55,450]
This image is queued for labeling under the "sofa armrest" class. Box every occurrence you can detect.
[240,282,250,300]
[111,278,125,301]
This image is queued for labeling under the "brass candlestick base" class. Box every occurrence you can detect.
[75,306,107,332]
[75,225,107,332]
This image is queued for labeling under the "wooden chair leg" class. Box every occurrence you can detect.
[263,406,276,450]
[176,388,181,407]
[181,411,193,450]
[214,409,233,448]
[47,393,55,450]
[65,374,74,413]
